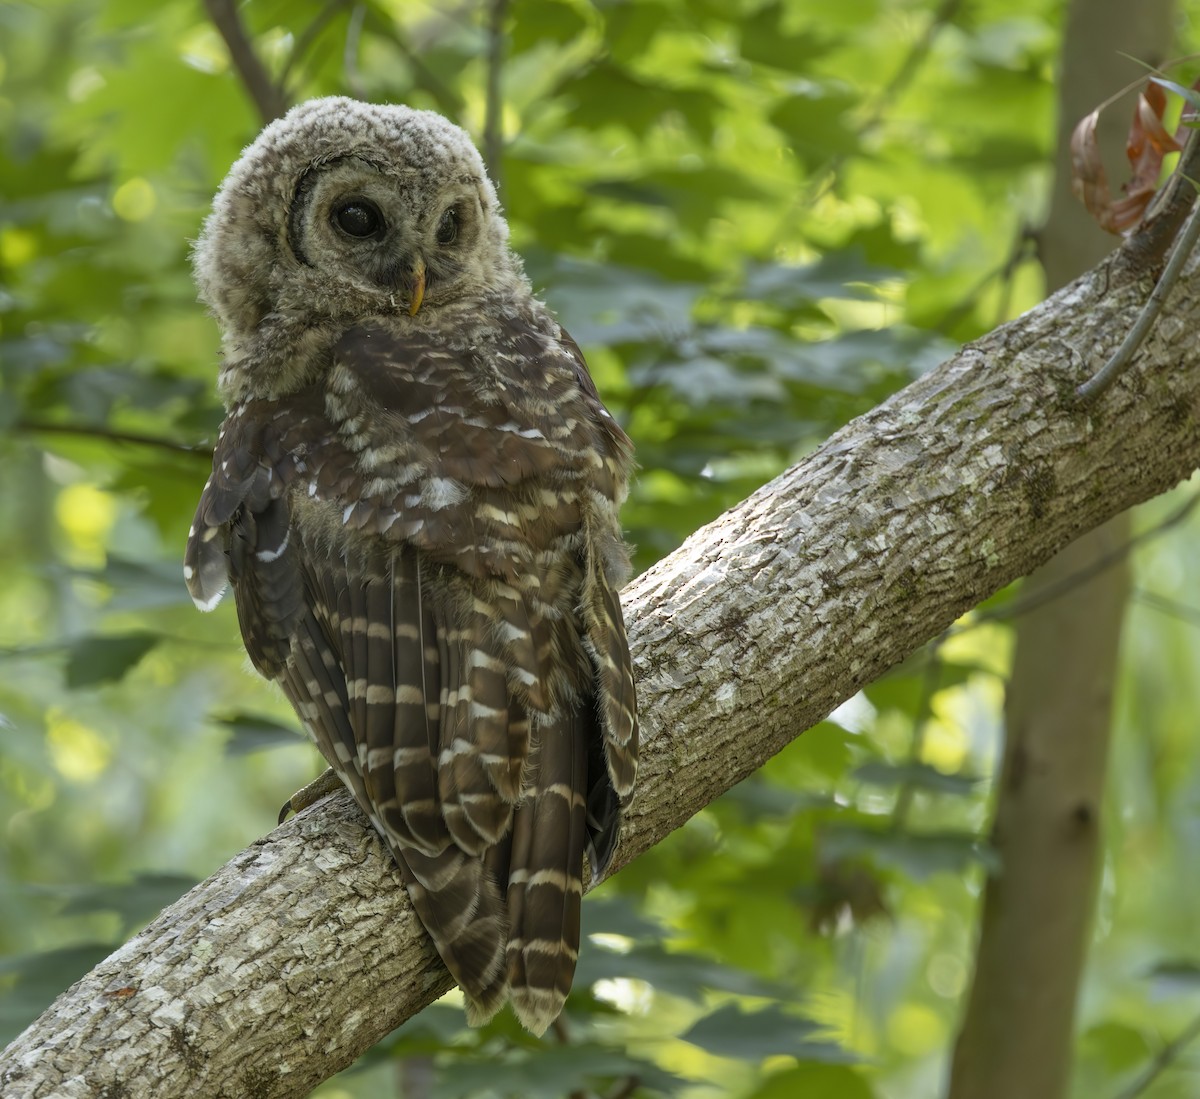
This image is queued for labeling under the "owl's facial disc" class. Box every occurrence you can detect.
[288,155,486,314]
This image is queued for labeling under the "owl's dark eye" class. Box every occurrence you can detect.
[436,207,458,246]
[332,199,383,239]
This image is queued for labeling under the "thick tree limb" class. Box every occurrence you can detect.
[5,253,1200,1097]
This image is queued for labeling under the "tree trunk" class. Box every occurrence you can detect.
[4,233,1200,1096]
[947,3,1173,1096]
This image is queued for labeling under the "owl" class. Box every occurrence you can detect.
[184,97,637,1036]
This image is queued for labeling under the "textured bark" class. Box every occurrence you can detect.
[5,247,1200,1096]
[947,5,1173,1096]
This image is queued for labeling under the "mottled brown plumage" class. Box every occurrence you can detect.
[184,98,636,1034]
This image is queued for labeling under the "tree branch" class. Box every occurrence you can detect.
[14,419,212,458]
[203,0,289,125]
[482,0,510,200]
[5,251,1200,1097]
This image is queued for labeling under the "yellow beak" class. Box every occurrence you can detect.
[409,256,426,316]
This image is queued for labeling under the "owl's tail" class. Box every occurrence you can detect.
[399,844,510,1026]
[504,709,590,1036]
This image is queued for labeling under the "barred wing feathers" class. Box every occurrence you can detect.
[184,317,636,1034]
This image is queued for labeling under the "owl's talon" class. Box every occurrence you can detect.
[278,767,343,824]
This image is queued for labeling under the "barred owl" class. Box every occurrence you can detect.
[184,97,637,1035]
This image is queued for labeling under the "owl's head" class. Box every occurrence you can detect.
[194,98,521,384]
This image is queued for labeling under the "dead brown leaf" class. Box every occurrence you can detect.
[1071,75,1199,235]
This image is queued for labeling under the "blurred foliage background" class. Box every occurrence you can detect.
[5,0,1200,1096]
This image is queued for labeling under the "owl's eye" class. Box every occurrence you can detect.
[436,207,458,246]
[332,199,384,239]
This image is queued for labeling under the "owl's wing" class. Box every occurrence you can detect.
[184,380,520,1021]
[558,327,640,818]
[184,321,635,1034]
[331,322,638,865]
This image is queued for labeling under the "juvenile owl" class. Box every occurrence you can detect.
[184,97,637,1035]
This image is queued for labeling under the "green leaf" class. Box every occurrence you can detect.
[564,60,721,140]
[35,873,196,933]
[72,555,191,610]
[862,656,979,714]
[1078,1020,1153,1076]
[721,775,835,820]
[214,713,303,755]
[769,82,861,165]
[820,823,999,879]
[432,1043,683,1098]
[509,0,589,51]
[535,256,699,346]
[681,1003,855,1064]
[852,760,979,797]
[584,894,672,943]
[575,937,784,1002]
[64,632,160,688]
[631,357,786,405]
[740,2,837,71]
[743,252,901,310]
[377,1003,473,1057]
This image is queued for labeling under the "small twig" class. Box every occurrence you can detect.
[1078,145,1200,403]
[202,0,288,124]
[1111,1008,1200,1099]
[482,0,511,199]
[14,419,212,459]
